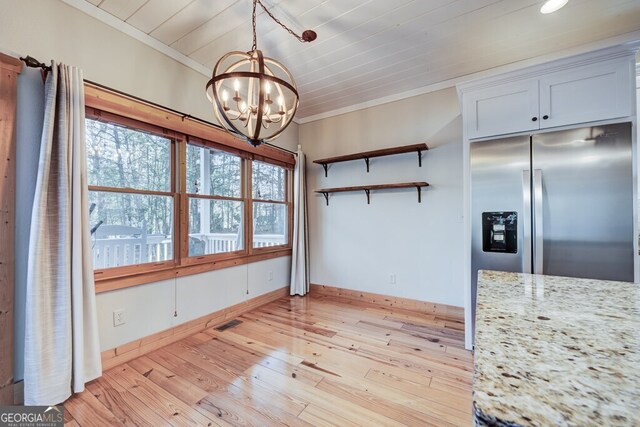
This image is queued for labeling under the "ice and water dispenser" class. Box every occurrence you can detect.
[482,212,517,253]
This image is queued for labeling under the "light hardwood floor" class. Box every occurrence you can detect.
[64,294,473,426]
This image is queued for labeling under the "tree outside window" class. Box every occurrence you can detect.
[252,161,288,248]
[186,144,244,256]
[86,118,174,269]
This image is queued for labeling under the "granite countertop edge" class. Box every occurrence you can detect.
[473,400,523,427]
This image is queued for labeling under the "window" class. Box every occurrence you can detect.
[86,117,175,271]
[84,86,294,290]
[252,161,288,249]
[186,143,244,257]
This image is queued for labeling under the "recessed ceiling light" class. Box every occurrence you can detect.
[540,0,569,14]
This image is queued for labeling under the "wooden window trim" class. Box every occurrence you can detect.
[94,249,292,293]
[86,108,179,140]
[87,114,178,280]
[94,261,176,282]
[84,84,295,293]
[183,139,249,264]
[252,154,294,170]
[188,135,251,160]
[250,199,291,254]
[89,186,173,197]
[0,53,21,405]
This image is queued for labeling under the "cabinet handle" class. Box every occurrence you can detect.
[542,115,549,120]
[532,117,538,122]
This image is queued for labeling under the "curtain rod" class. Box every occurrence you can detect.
[19,55,297,156]
[20,55,51,72]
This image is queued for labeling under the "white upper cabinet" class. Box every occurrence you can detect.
[459,46,637,140]
[539,59,633,129]
[464,80,539,140]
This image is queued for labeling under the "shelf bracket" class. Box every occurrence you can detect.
[364,157,370,172]
[416,186,422,203]
[321,163,328,177]
[417,149,423,167]
[321,192,329,206]
[364,189,371,204]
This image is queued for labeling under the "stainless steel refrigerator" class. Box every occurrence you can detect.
[471,122,634,336]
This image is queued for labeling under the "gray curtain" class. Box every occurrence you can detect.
[24,62,101,405]
[290,144,309,296]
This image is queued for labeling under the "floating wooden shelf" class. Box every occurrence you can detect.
[315,182,429,205]
[313,143,429,176]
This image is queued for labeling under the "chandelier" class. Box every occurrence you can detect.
[206,0,316,147]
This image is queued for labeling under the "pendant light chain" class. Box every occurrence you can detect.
[252,0,316,50]
[251,0,258,51]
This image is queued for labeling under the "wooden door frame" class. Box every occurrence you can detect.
[0,52,22,405]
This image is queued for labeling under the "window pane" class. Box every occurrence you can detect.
[189,198,244,256]
[186,145,241,198]
[89,191,173,268]
[86,119,171,192]
[252,161,285,201]
[253,202,287,248]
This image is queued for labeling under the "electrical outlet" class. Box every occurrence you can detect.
[389,274,396,284]
[113,309,126,327]
[268,271,273,281]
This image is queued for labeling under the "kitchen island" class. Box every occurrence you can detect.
[473,270,639,426]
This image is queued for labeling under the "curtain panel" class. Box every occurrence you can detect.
[24,63,101,405]
[290,145,309,296]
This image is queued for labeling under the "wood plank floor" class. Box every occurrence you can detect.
[64,294,473,426]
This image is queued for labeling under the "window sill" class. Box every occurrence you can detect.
[94,248,292,293]
[250,244,290,253]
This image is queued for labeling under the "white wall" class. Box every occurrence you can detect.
[299,87,464,307]
[97,257,291,351]
[3,0,295,380]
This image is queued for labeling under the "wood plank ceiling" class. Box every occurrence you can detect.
[82,0,640,120]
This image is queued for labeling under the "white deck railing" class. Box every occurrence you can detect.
[92,233,286,269]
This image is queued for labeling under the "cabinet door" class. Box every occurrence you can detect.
[464,80,539,140]
[539,59,633,129]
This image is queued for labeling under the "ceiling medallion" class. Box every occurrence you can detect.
[206,0,316,147]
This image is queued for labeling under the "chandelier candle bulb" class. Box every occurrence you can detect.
[233,79,241,102]
[265,82,273,104]
[222,90,229,110]
[278,96,285,114]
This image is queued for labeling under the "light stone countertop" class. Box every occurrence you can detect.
[473,270,639,427]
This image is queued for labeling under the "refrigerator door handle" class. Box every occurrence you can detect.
[533,169,544,274]
[522,170,532,273]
